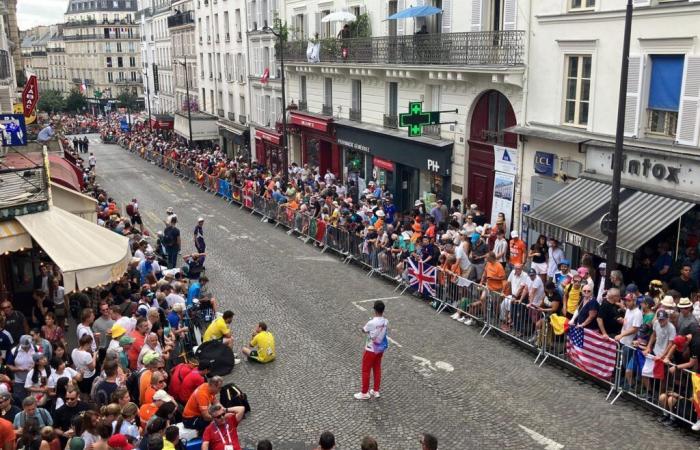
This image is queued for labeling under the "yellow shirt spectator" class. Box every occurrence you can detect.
[203,316,230,342]
[249,330,276,363]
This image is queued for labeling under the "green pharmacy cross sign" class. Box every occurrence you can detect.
[399,102,457,137]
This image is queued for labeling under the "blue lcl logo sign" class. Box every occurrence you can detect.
[534,151,555,176]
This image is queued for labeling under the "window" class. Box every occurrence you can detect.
[352,79,361,110]
[320,10,331,38]
[129,56,135,67]
[240,95,246,116]
[300,76,307,102]
[570,0,595,10]
[106,56,112,67]
[117,56,123,67]
[324,77,332,108]
[264,95,271,126]
[388,82,398,116]
[228,93,234,114]
[563,55,591,127]
[646,54,683,138]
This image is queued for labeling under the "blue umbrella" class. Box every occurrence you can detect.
[387,5,443,20]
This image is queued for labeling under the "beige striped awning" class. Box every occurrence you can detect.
[0,220,33,254]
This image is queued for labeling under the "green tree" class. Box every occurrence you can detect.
[65,88,87,112]
[16,71,26,88]
[117,90,139,111]
[37,89,65,113]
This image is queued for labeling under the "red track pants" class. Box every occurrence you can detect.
[361,350,384,394]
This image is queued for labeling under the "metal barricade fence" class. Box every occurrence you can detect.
[116,139,700,429]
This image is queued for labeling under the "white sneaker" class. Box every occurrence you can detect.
[457,316,466,323]
[234,358,242,365]
[692,420,700,431]
[465,318,474,326]
[369,389,380,398]
[353,392,371,400]
[450,312,460,320]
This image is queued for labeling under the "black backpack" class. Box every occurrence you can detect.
[194,340,234,376]
[125,368,146,406]
[219,383,250,413]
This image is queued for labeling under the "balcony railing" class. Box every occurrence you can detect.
[30,51,47,57]
[349,108,361,122]
[168,11,194,28]
[322,104,333,115]
[239,114,247,125]
[383,114,398,129]
[72,78,94,84]
[298,100,307,111]
[63,34,98,41]
[228,112,235,121]
[115,77,143,85]
[0,165,49,217]
[281,31,525,67]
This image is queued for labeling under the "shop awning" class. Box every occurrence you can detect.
[50,182,97,222]
[16,207,130,290]
[525,177,695,267]
[151,114,174,130]
[0,220,32,254]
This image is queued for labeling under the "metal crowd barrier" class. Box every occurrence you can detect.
[116,138,700,429]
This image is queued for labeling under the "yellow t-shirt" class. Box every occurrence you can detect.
[250,331,276,363]
[203,317,229,342]
[566,285,582,314]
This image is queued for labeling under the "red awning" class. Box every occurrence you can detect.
[151,115,174,130]
[255,128,282,145]
[290,111,333,133]
[3,153,82,192]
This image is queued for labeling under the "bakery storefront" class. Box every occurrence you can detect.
[254,127,285,173]
[335,120,452,211]
[525,143,700,268]
[289,110,341,180]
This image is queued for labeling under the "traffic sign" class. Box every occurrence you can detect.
[22,75,39,118]
[0,114,27,146]
[399,102,440,137]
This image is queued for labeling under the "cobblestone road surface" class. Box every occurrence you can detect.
[91,136,699,449]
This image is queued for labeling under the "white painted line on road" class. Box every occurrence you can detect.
[356,296,402,304]
[352,303,367,312]
[294,256,336,262]
[388,337,403,348]
[217,225,231,233]
[518,425,564,450]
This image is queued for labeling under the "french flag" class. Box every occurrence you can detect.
[635,348,665,379]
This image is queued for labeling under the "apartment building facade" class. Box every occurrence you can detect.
[170,0,199,117]
[516,0,700,267]
[138,0,175,114]
[63,0,142,107]
[47,32,68,93]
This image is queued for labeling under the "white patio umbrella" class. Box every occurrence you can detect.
[321,11,357,23]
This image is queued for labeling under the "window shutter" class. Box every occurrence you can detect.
[397,0,405,35]
[632,0,650,7]
[441,0,452,34]
[503,0,517,31]
[315,12,321,37]
[247,1,255,30]
[257,4,264,32]
[624,55,643,137]
[676,56,700,146]
[471,0,482,32]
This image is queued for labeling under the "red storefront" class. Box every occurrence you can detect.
[255,128,285,173]
[290,111,341,181]
[467,90,517,218]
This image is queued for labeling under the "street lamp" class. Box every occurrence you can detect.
[144,67,153,132]
[176,37,193,145]
[262,24,289,185]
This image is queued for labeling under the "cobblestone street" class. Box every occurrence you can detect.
[95,137,699,449]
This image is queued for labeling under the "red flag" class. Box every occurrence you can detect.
[260,68,269,84]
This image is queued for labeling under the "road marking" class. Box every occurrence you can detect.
[160,183,174,193]
[518,425,564,450]
[356,296,402,304]
[352,303,367,312]
[434,361,453,372]
[294,256,336,262]
[388,337,403,348]
[412,355,453,377]
[217,225,231,233]
[145,211,161,225]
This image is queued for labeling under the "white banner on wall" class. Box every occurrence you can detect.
[494,145,519,174]
[491,171,516,230]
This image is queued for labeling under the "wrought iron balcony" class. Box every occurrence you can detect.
[63,34,98,41]
[115,77,143,85]
[239,114,247,125]
[349,108,361,122]
[168,11,194,28]
[281,30,525,67]
[298,100,307,111]
[322,104,333,115]
[383,114,398,129]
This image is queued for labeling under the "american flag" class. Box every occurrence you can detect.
[566,327,617,380]
[407,258,437,297]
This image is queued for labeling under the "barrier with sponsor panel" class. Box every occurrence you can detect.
[117,140,700,429]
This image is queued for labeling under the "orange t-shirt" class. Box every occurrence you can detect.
[139,370,153,405]
[139,403,158,422]
[183,383,216,419]
[143,386,156,405]
[0,418,15,450]
[508,239,526,266]
[484,261,506,292]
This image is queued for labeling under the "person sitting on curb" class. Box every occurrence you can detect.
[203,311,234,348]
[242,323,275,364]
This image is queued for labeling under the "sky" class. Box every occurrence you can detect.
[17,0,69,30]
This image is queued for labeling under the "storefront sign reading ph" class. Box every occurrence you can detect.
[337,138,370,153]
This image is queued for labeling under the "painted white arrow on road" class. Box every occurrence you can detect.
[217,225,230,233]
[518,425,564,450]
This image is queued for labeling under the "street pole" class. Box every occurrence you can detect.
[605,0,633,276]
[145,67,153,132]
[181,37,193,145]
[263,25,289,186]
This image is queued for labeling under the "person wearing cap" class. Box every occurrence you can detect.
[7,335,37,400]
[139,389,175,423]
[203,310,235,348]
[595,263,607,304]
[0,392,19,423]
[108,434,135,450]
[508,231,526,271]
[644,309,676,364]
[577,267,594,292]
[162,215,181,269]
[137,252,163,285]
[668,263,697,298]
[676,297,698,335]
[553,259,575,296]
[193,217,206,254]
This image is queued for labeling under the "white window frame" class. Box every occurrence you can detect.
[562,54,592,128]
[568,0,595,11]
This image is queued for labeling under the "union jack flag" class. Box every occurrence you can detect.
[407,258,437,297]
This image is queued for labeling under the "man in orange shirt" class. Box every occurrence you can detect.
[482,252,506,293]
[183,375,224,434]
[138,353,164,405]
[128,317,150,370]
[0,417,14,450]
[508,230,527,271]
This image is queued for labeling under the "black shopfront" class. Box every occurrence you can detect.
[335,121,452,212]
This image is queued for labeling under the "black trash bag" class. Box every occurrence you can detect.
[194,340,235,376]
